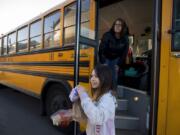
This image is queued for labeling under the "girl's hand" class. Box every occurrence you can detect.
[69,88,79,102]
[76,85,89,101]
[76,85,86,96]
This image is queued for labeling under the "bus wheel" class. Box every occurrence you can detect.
[45,84,74,134]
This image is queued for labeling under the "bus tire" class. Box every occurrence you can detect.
[45,84,74,134]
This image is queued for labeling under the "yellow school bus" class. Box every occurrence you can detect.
[0,0,96,133]
[0,0,179,135]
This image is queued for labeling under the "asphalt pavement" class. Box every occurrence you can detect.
[0,86,65,135]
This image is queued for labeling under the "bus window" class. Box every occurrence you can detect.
[30,20,42,51]
[44,10,61,48]
[172,0,180,51]
[8,32,16,54]
[81,0,90,38]
[2,36,7,55]
[17,26,28,52]
[64,2,76,45]
[80,0,92,39]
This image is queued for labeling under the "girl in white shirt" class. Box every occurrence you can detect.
[76,64,117,135]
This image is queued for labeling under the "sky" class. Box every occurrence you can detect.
[0,0,66,35]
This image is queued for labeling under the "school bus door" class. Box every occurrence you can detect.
[157,0,180,134]
[74,0,98,86]
[74,0,98,133]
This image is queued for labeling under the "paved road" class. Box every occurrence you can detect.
[0,86,65,135]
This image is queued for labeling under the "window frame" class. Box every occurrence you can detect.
[17,26,29,53]
[80,0,92,38]
[2,36,8,55]
[63,2,77,46]
[30,19,42,51]
[0,38,2,56]
[43,9,61,49]
[8,31,16,54]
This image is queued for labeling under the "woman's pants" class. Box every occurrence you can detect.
[105,58,119,89]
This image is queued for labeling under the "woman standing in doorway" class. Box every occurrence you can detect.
[99,18,129,88]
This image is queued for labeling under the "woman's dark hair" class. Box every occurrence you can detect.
[91,64,114,101]
[110,18,129,37]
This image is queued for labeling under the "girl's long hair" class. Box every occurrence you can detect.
[110,18,129,37]
[91,64,115,101]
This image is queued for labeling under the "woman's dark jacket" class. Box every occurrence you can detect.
[98,31,129,66]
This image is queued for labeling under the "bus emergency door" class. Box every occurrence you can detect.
[165,0,180,134]
[157,0,180,134]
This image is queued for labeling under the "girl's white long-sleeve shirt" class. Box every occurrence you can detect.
[79,91,117,135]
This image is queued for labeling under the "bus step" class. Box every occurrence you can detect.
[116,129,142,135]
[116,99,128,111]
[115,112,139,130]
